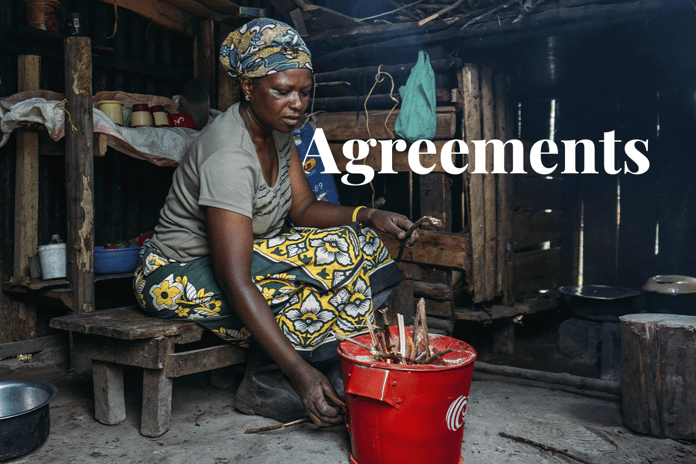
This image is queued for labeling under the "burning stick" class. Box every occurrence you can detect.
[397,313,407,363]
[417,298,432,359]
[334,332,400,362]
[421,348,453,365]
[410,308,421,363]
[337,300,451,366]
[405,216,442,239]
[379,308,392,350]
[335,332,376,353]
[365,317,379,348]
[396,216,442,261]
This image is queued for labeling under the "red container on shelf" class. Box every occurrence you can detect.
[170,113,197,130]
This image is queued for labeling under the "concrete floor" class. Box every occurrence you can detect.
[2,363,694,464]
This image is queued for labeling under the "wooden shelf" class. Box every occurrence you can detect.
[455,294,558,322]
[3,273,135,311]
[5,272,134,291]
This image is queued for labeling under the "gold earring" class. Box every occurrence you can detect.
[245,95,251,101]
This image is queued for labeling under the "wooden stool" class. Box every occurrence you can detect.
[50,306,246,437]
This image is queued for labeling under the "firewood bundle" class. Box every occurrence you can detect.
[335,298,452,365]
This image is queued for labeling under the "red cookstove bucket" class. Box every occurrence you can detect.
[339,327,476,464]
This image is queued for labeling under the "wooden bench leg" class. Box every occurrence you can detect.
[141,368,173,437]
[92,360,126,425]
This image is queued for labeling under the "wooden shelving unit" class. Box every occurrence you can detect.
[5,38,99,341]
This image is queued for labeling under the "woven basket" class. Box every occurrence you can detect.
[26,0,61,32]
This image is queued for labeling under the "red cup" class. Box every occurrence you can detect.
[150,105,171,127]
[170,113,197,130]
[131,103,154,127]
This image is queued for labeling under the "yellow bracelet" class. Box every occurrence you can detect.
[352,206,366,223]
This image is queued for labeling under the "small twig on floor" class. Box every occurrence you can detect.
[245,418,310,434]
[499,432,595,464]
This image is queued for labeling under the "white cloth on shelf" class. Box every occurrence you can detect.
[0,95,205,167]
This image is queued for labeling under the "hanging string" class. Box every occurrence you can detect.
[106,4,118,39]
[54,99,77,132]
[363,65,400,207]
[364,64,400,139]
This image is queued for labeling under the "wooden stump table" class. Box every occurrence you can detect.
[50,306,246,437]
[620,313,696,441]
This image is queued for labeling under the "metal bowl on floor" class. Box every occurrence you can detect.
[0,380,57,461]
[559,285,641,322]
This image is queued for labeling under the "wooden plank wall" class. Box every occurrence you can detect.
[460,64,514,304]
[512,99,563,298]
[553,89,662,292]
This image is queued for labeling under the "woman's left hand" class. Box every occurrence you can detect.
[363,209,419,246]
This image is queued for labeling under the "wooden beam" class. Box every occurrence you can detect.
[194,0,243,15]
[13,54,40,340]
[217,23,238,111]
[166,344,246,377]
[481,66,497,302]
[413,281,452,302]
[163,0,218,17]
[193,19,217,109]
[267,0,297,20]
[290,8,308,37]
[315,107,457,141]
[327,140,464,173]
[495,73,514,305]
[97,0,192,35]
[314,59,463,84]
[317,1,671,63]
[461,64,485,303]
[0,334,65,359]
[64,37,95,315]
[378,230,469,270]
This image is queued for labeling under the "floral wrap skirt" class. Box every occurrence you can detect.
[133,224,403,361]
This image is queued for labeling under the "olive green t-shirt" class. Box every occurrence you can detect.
[150,102,293,262]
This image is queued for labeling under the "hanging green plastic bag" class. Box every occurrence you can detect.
[395,51,437,143]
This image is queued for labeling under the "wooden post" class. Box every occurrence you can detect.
[495,74,514,306]
[92,360,126,425]
[621,314,696,441]
[419,174,452,232]
[460,64,484,304]
[480,66,497,302]
[193,19,217,110]
[13,55,41,340]
[64,36,95,315]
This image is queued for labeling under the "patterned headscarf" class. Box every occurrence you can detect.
[219,18,312,78]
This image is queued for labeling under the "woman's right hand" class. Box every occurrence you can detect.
[286,362,344,426]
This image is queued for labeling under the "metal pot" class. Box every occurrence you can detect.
[0,380,57,461]
[643,275,696,315]
[559,285,641,322]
